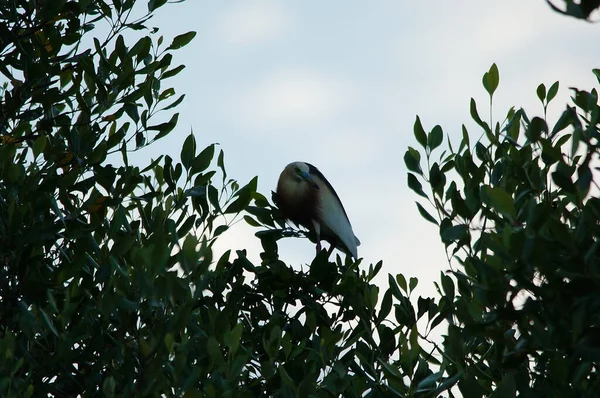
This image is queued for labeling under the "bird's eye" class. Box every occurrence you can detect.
[294,167,300,173]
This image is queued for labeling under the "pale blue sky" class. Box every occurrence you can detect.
[129,1,600,298]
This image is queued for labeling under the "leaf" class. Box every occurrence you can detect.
[161,94,186,111]
[396,273,407,293]
[551,106,576,137]
[40,309,59,337]
[552,170,576,194]
[416,371,443,392]
[185,185,207,197]
[168,31,197,50]
[180,133,196,170]
[243,215,260,227]
[414,116,427,148]
[470,98,490,133]
[536,83,546,102]
[162,65,185,79]
[225,177,258,214]
[149,112,179,140]
[377,290,393,324]
[482,63,499,97]
[206,336,225,366]
[225,323,244,356]
[440,224,468,243]
[481,185,515,218]
[440,273,455,302]
[148,0,168,12]
[404,147,422,174]
[388,274,404,300]
[428,125,443,151]
[409,277,418,292]
[416,202,438,225]
[547,81,559,103]
[191,144,215,175]
[407,173,427,198]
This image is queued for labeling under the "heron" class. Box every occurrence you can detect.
[273,161,360,259]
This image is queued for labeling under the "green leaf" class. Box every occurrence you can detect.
[149,112,179,140]
[40,309,59,337]
[428,125,443,151]
[593,68,600,84]
[396,273,407,293]
[243,215,260,227]
[191,144,215,175]
[180,133,196,170]
[416,202,438,225]
[225,323,244,356]
[168,31,197,50]
[407,173,427,198]
[148,0,168,12]
[278,366,296,388]
[32,136,46,159]
[377,290,393,324]
[526,116,547,142]
[481,185,515,218]
[552,169,576,194]
[470,98,490,133]
[414,116,427,148]
[162,65,185,79]
[388,274,404,300]
[440,224,468,243]
[482,63,499,97]
[409,277,418,293]
[440,273,455,302]
[416,371,443,392]
[162,94,186,111]
[536,83,546,102]
[404,147,422,174]
[206,336,225,366]
[547,81,559,103]
[225,177,257,214]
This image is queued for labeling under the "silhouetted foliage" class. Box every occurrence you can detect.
[0,1,451,396]
[406,64,600,396]
[2,0,599,397]
[546,0,600,19]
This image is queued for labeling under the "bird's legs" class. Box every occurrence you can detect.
[313,221,323,255]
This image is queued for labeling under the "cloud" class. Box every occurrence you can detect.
[227,69,352,130]
[215,2,289,46]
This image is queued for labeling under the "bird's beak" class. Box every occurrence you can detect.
[300,171,319,189]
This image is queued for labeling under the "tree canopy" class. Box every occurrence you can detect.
[1,1,599,397]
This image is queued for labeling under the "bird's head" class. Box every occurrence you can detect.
[282,161,320,190]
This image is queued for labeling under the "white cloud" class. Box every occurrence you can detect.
[228,70,352,130]
[215,2,288,46]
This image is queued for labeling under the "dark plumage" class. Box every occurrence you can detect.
[273,161,360,258]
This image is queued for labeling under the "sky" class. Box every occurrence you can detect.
[127,1,600,300]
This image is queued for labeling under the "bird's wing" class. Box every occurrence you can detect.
[307,165,359,258]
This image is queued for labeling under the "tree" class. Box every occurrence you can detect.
[546,0,600,20]
[0,1,452,396]
[405,64,600,396]
[2,0,598,397]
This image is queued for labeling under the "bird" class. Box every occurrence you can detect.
[273,161,360,259]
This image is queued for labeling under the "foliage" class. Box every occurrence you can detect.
[406,64,600,396]
[0,1,455,397]
[546,0,600,20]
[3,0,598,397]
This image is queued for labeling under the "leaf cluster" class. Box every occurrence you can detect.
[406,64,600,396]
[0,1,458,397]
